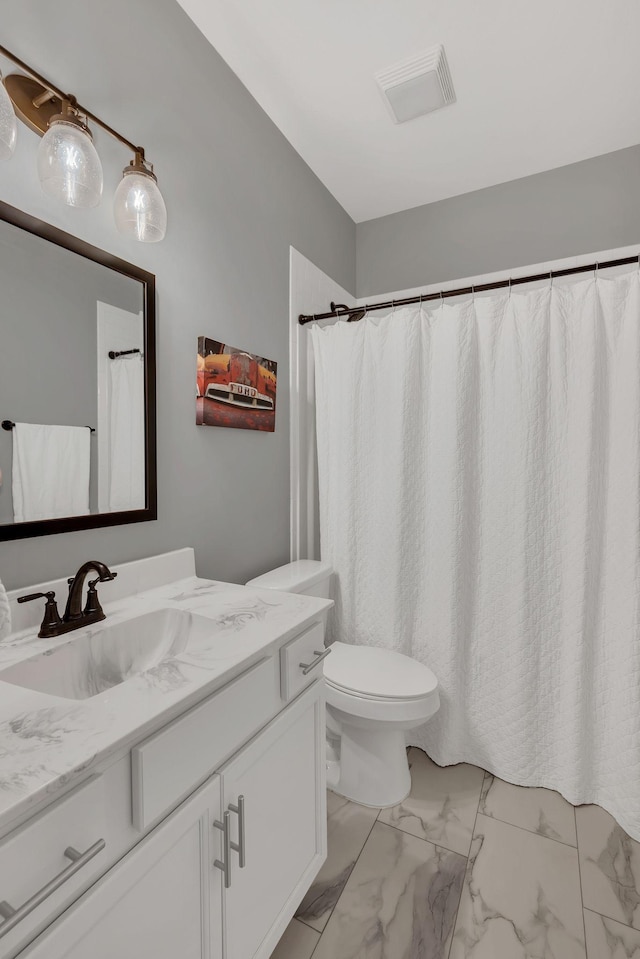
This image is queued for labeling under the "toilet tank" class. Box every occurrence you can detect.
[246,560,334,599]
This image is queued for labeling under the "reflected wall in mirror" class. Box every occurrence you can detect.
[0,200,156,541]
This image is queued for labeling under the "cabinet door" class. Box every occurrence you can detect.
[19,774,223,959]
[220,681,326,959]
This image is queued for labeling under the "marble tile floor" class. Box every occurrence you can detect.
[270,748,640,959]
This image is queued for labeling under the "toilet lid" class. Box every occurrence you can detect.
[324,642,438,700]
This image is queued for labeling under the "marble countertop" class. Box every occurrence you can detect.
[0,576,331,835]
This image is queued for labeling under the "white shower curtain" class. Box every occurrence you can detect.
[311,273,640,839]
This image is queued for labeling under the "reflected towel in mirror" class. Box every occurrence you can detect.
[12,423,90,522]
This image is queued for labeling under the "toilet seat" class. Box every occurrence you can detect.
[325,682,428,703]
[326,680,439,724]
[323,642,439,725]
[324,642,438,700]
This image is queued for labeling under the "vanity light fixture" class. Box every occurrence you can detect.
[0,70,17,159]
[113,150,167,243]
[37,99,103,208]
[0,44,167,240]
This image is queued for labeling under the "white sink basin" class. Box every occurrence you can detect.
[0,608,213,700]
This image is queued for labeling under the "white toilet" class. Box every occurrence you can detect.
[246,560,440,808]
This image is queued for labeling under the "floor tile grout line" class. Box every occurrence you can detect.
[575,805,589,958]
[307,920,323,959]
[445,771,486,959]
[374,816,466,857]
[378,816,468,859]
[295,915,323,934]
[481,770,579,848]
[477,811,578,849]
[307,805,381,953]
[380,802,577,854]
[583,906,640,935]
[380,768,577,852]
[390,755,579,849]
[475,807,582,851]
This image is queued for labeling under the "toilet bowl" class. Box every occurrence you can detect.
[323,642,439,806]
[246,561,440,808]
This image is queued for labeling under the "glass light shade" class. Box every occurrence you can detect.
[113,167,167,242]
[0,75,17,160]
[37,118,103,208]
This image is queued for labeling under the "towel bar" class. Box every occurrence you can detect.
[1,421,95,433]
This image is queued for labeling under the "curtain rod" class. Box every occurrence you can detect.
[108,348,141,359]
[298,254,640,326]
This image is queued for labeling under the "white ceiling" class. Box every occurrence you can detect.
[177,0,640,223]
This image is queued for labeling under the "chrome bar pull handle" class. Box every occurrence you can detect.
[229,795,246,868]
[0,839,105,940]
[213,811,232,888]
[299,647,331,676]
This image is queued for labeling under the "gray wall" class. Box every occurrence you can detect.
[0,0,355,589]
[356,145,640,296]
[0,222,142,523]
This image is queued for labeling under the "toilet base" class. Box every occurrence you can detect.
[328,722,412,808]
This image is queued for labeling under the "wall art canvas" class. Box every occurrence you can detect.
[196,337,277,432]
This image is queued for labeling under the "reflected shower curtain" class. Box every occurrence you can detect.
[310,273,640,839]
[109,354,145,512]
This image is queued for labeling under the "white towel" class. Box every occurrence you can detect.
[12,423,91,522]
[0,578,10,642]
[109,356,145,511]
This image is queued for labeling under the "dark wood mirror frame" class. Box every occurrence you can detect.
[0,199,157,541]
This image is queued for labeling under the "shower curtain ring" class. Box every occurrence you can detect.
[508,278,512,299]
[595,262,599,282]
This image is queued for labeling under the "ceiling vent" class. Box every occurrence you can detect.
[375,45,456,124]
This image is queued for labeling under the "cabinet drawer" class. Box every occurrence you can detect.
[0,775,108,957]
[280,621,328,701]
[132,656,279,830]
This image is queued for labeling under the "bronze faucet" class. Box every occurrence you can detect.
[18,561,118,638]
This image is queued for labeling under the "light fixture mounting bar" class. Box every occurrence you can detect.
[0,43,144,156]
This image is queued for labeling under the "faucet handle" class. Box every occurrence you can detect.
[83,570,117,620]
[83,578,105,619]
[17,591,63,639]
[18,591,54,604]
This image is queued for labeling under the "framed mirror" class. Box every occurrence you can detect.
[0,199,156,541]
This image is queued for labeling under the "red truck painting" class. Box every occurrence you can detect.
[196,337,277,432]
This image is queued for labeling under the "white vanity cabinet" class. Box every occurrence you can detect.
[12,674,326,959]
[20,774,223,959]
[220,684,326,959]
